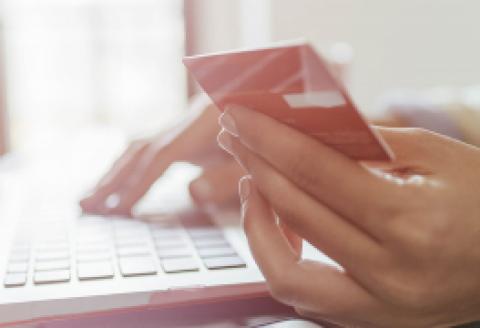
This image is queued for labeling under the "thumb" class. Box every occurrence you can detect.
[371,127,457,175]
[374,127,445,162]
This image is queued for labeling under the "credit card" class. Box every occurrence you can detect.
[183,42,393,161]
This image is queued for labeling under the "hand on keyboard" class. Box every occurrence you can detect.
[80,95,244,216]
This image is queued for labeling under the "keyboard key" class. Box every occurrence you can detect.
[117,246,151,258]
[7,262,29,273]
[157,247,193,259]
[151,230,183,240]
[77,234,110,244]
[193,238,230,249]
[78,262,114,280]
[161,257,199,273]
[78,215,110,225]
[34,270,70,284]
[77,251,112,262]
[119,256,157,277]
[149,221,180,229]
[35,251,69,262]
[35,241,70,252]
[76,242,110,253]
[36,237,69,246]
[150,223,182,231]
[154,240,188,249]
[114,227,149,237]
[188,227,223,240]
[114,227,149,236]
[197,246,236,258]
[35,260,70,271]
[4,273,27,287]
[10,244,30,252]
[114,239,148,248]
[9,251,30,263]
[203,256,246,270]
[113,220,144,229]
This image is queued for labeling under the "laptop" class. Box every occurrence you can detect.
[0,162,268,327]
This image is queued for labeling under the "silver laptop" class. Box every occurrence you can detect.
[0,158,331,327]
[0,165,267,326]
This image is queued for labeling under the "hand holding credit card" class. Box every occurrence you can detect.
[183,42,393,161]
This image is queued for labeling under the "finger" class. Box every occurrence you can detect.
[82,98,220,215]
[80,139,149,214]
[279,222,302,257]
[219,106,396,223]
[241,175,302,257]
[241,177,381,322]
[239,176,299,287]
[189,160,245,206]
[220,130,389,251]
[227,133,385,278]
[103,146,176,215]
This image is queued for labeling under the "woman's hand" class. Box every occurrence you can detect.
[79,97,244,216]
[217,105,480,327]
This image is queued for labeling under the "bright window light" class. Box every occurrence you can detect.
[2,0,187,159]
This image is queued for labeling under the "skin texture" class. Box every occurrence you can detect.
[217,105,480,327]
[80,97,244,215]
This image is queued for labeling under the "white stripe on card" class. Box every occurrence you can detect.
[284,91,346,109]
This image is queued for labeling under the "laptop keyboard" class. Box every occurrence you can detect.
[4,214,246,287]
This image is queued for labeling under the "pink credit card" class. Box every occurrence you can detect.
[183,42,393,161]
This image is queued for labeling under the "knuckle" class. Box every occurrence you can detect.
[387,190,447,252]
[364,197,398,226]
[401,216,447,255]
[392,223,441,256]
[413,221,447,251]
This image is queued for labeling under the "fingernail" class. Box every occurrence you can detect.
[217,130,234,155]
[189,177,212,202]
[219,111,238,136]
[105,193,121,209]
[238,176,251,204]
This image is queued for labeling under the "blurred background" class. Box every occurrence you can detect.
[0,0,479,170]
